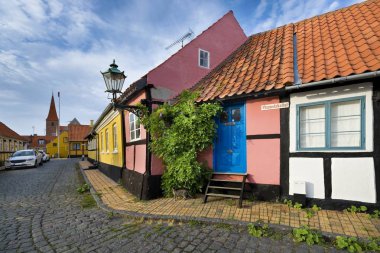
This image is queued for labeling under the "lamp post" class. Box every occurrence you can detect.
[101,60,163,115]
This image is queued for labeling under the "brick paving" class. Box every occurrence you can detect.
[82,162,380,239]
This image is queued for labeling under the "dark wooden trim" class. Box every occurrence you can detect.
[125,139,146,146]
[246,134,280,140]
[323,157,332,199]
[290,152,374,158]
[279,95,290,198]
[145,85,153,177]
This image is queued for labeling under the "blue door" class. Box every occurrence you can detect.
[214,103,246,173]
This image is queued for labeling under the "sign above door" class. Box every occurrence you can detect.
[261,102,289,111]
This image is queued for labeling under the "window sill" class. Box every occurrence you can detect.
[112,150,118,154]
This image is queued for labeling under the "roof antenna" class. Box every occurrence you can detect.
[166,29,194,50]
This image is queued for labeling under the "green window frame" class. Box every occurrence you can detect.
[296,96,366,151]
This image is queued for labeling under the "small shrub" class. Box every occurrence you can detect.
[81,194,96,208]
[335,236,363,253]
[305,204,322,219]
[77,183,90,194]
[248,223,270,238]
[293,202,303,209]
[284,199,293,207]
[292,226,324,246]
[345,205,367,213]
[365,237,380,251]
[368,210,380,219]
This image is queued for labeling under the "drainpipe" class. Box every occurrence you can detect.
[286,70,380,91]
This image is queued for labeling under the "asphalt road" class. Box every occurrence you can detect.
[0,159,338,253]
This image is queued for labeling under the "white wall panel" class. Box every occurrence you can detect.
[289,158,325,199]
[331,158,376,203]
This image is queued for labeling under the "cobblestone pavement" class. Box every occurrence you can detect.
[0,159,339,252]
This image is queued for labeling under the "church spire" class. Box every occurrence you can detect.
[46,94,59,121]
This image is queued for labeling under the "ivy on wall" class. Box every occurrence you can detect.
[140,91,221,196]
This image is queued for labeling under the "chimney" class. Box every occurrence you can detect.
[90,120,94,126]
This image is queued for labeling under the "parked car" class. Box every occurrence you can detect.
[5,149,43,169]
[38,150,50,162]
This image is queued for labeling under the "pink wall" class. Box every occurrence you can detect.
[246,139,280,185]
[246,97,280,135]
[124,91,147,173]
[147,11,247,99]
[151,155,164,175]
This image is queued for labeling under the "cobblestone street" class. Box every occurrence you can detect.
[0,159,338,252]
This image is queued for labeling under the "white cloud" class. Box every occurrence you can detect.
[0,0,226,135]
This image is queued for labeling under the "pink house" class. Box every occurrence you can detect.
[116,11,247,199]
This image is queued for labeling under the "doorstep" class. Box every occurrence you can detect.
[78,161,380,239]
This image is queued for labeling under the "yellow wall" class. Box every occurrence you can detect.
[69,141,88,157]
[46,131,69,158]
[96,112,123,168]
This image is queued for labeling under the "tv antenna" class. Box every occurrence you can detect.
[166,29,194,50]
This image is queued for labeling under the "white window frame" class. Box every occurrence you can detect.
[100,132,104,152]
[105,129,109,152]
[113,123,118,152]
[198,48,210,69]
[129,113,141,142]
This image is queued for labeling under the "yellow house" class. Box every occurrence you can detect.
[46,130,69,158]
[90,104,124,181]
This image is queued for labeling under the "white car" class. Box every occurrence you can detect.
[5,149,43,169]
[38,150,50,162]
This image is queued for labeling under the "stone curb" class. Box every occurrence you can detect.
[78,163,353,241]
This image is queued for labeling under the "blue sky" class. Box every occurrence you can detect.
[0,0,363,135]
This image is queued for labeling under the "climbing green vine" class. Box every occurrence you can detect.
[139,90,222,196]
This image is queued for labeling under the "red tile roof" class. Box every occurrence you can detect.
[194,0,380,102]
[68,125,91,142]
[0,122,25,141]
[22,135,55,148]
[46,95,59,121]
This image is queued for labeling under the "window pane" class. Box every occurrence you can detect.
[136,129,140,139]
[131,131,135,140]
[220,111,228,123]
[130,122,135,131]
[300,133,325,148]
[299,105,325,148]
[232,109,241,122]
[129,113,134,123]
[136,118,140,129]
[331,100,361,147]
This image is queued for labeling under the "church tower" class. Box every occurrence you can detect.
[46,94,59,136]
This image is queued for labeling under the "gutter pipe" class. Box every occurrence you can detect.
[285,70,380,91]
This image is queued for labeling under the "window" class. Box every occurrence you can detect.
[199,49,210,68]
[51,122,54,126]
[113,124,118,151]
[63,137,68,143]
[72,143,80,150]
[53,143,57,147]
[38,139,45,145]
[297,97,365,150]
[105,129,109,152]
[129,113,141,141]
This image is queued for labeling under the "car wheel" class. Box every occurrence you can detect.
[34,160,38,168]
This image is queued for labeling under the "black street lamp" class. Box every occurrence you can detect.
[101,60,163,116]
